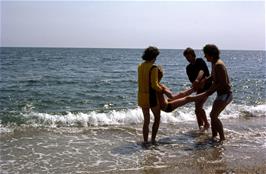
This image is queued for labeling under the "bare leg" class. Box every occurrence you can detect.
[170,88,194,101]
[169,96,191,109]
[151,104,161,144]
[168,92,207,110]
[195,95,209,130]
[142,108,150,143]
[158,92,168,109]
[210,97,232,141]
[158,89,207,113]
[195,107,203,129]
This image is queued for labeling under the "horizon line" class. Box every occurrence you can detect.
[0,46,265,51]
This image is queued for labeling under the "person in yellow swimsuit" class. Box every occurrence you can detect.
[138,46,172,145]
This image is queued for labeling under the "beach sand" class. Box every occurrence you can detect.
[1,117,266,174]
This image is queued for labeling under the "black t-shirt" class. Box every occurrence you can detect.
[186,58,211,92]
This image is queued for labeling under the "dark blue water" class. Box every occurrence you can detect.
[0,47,265,126]
[1,47,266,174]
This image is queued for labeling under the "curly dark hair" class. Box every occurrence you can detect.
[142,46,160,61]
[183,47,196,57]
[203,44,220,60]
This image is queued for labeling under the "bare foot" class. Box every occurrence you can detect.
[212,136,225,143]
[151,140,159,146]
[199,126,205,132]
[203,124,210,131]
[141,141,149,149]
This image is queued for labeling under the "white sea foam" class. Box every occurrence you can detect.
[0,124,13,133]
[18,103,266,128]
[242,104,266,117]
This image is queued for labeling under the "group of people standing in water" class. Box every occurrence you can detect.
[137,44,232,146]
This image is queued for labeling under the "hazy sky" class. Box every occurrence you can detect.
[1,0,265,50]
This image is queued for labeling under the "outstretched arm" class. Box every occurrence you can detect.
[166,90,209,112]
[160,84,174,99]
[169,87,194,101]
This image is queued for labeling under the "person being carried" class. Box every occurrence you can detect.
[183,47,211,131]
[155,66,200,113]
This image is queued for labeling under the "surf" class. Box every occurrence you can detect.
[0,103,265,133]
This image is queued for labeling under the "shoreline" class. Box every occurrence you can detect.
[0,117,265,174]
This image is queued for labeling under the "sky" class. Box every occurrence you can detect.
[1,0,265,50]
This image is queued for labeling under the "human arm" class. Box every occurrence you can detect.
[192,70,204,90]
[185,90,209,103]
[169,87,194,101]
[193,59,210,90]
[150,67,163,93]
[160,84,174,99]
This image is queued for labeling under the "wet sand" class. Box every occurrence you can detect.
[1,117,266,174]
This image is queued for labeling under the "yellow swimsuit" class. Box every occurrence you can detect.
[137,62,163,108]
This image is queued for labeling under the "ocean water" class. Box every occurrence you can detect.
[0,47,266,173]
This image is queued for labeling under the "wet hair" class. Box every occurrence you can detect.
[142,46,160,61]
[183,47,196,57]
[203,44,220,60]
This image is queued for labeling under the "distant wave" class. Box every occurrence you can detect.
[0,104,265,134]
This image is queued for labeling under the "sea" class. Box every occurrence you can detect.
[0,47,266,173]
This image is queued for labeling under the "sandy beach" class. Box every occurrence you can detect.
[1,116,265,174]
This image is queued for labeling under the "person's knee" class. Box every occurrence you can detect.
[195,107,204,115]
[144,119,150,123]
[210,110,217,120]
[153,114,161,122]
[195,107,202,112]
[151,106,160,117]
[143,116,150,123]
[195,99,204,107]
[211,118,219,124]
[143,114,150,125]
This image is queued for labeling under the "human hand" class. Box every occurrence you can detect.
[162,87,173,99]
[192,80,200,91]
[198,78,206,89]
[194,92,209,102]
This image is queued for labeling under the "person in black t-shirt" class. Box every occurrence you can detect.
[183,47,211,131]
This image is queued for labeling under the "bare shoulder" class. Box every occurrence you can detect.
[215,60,226,68]
[216,59,225,65]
